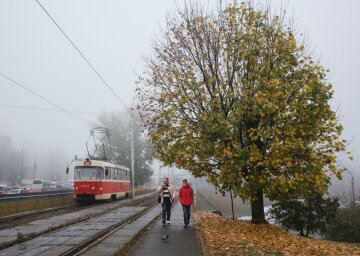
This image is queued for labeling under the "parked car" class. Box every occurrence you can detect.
[0,185,11,195]
[7,188,26,194]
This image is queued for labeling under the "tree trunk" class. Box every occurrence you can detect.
[230,189,235,220]
[250,187,266,224]
[300,229,305,236]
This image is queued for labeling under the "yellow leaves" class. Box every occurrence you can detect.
[193,16,203,24]
[310,152,317,159]
[303,84,312,93]
[294,172,304,182]
[335,170,342,180]
[315,174,322,187]
[274,90,284,98]
[255,96,266,105]
[288,37,296,48]
[223,148,239,157]
[258,177,265,185]
[194,210,360,256]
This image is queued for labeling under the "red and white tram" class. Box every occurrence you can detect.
[73,158,130,201]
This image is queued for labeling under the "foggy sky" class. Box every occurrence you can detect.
[1,1,359,183]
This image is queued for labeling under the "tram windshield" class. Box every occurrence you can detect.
[74,166,104,180]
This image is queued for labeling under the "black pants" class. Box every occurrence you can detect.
[182,205,191,225]
[162,201,172,221]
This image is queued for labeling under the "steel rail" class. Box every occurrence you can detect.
[0,192,157,251]
[66,198,158,256]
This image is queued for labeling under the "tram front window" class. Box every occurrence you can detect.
[74,167,104,180]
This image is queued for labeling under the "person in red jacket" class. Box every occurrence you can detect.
[179,179,194,227]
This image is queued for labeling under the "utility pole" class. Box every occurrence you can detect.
[131,126,135,199]
[50,158,54,181]
[159,161,161,185]
[21,141,33,180]
[351,174,355,203]
[347,170,356,204]
[33,153,37,180]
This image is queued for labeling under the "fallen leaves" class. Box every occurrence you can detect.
[193,210,360,256]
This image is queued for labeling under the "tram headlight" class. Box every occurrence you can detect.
[75,186,79,190]
[91,186,95,191]
[99,187,103,191]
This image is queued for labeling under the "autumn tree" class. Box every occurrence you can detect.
[136,2,348,223]
[96,111,153,186]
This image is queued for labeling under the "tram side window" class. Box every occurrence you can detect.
[114,168,118,180]
[120,169,126,180]
[118,169,123,180]
[110,168,114,180]
[105,169,111,179]
[120,169,123,180]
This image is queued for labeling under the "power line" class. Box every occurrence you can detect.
[35,0,137,199]
[0,104,98,115]
[0,72,91,126]
[35,0,131,113]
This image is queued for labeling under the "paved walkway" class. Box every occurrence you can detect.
[129,201,202,256]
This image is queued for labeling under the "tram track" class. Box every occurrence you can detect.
[0,193,158,256]
[65,197,158,256]
[0,189,155,230]
[0,192,157,252]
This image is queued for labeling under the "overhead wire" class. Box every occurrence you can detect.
[0,72,91,126]
[34,0,137,180]
[0,104,98,115]
[35,0,132,114]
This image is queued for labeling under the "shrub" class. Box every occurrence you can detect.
[270,194,339,236]
[325,203,360,242]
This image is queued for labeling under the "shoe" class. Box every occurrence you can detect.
[184,224,188,228]
[166,220,170,224]
[162,219,165,225]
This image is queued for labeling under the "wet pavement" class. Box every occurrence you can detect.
[128,202,202,256]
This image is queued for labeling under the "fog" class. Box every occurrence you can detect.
[0,1,359,195]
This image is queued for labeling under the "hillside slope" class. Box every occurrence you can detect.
[193,211,360,256]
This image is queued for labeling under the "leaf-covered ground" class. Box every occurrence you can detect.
[193,211,360,256]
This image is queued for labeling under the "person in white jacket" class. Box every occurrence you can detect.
[157,177,176,225]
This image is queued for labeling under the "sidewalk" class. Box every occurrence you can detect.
[129,201,202,256]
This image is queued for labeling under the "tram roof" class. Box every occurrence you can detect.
[74,159,130,171]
